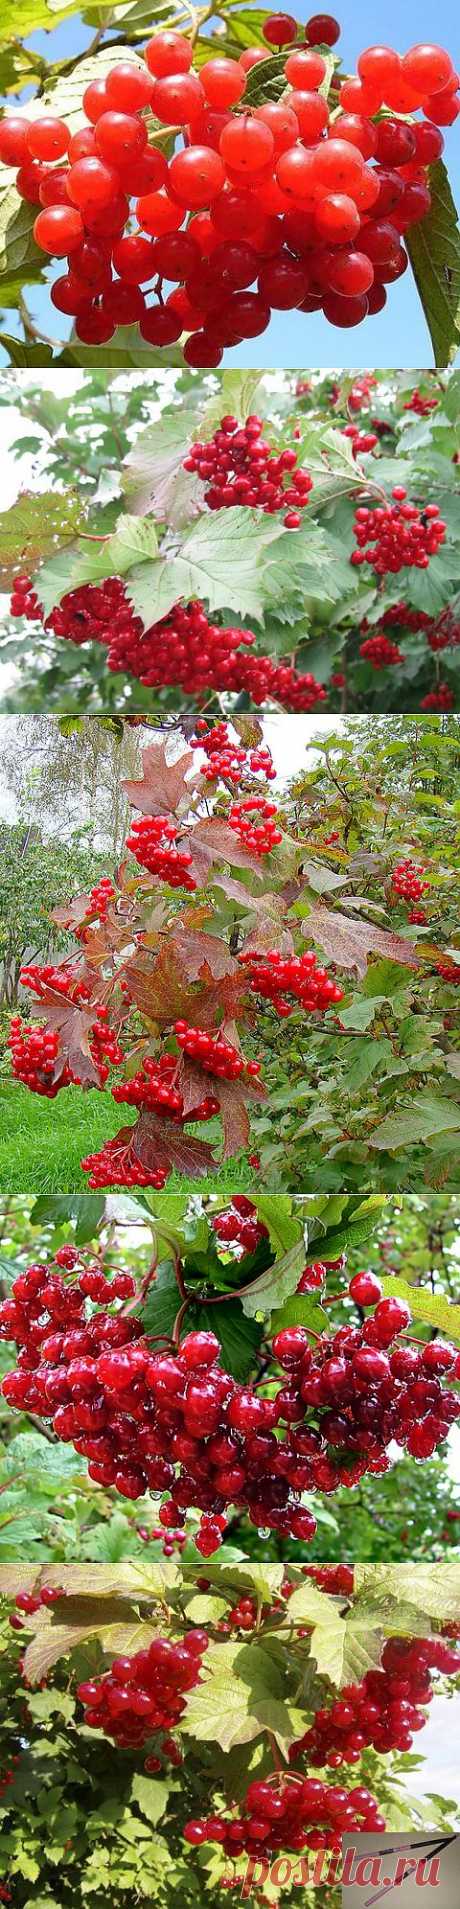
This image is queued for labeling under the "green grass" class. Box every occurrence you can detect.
[0,1081,252,1195]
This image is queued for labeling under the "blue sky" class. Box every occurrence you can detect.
[1,0,459,368]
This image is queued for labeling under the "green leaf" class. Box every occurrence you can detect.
[279,1582,342,1626]
[192,1300,263,1382]
[344,1038,393,1094]
[407,159,460,366]
[30,1193,104,1243]
[0,168,45,292]
[309,1617,383,1687]
[354,1564,460,1623]
[62,330,183,370]
[370,1094,460,1151]
[37,515,159,616]
[253,1196,302,1256]
[200,371,265,433]
[3,1433,85,1480]
[125,508,289,627]
[181,1639,298,1753]
[140,1261,183,1342]
[270,1291,328,1334]
[122,411,203,530]
[182,1593,229,1623]
[0,490,82,589]
[380,1274,460,1346]
[130,1774,170,1826]
[26,1688,76,1723]
[239,1238,307,1320]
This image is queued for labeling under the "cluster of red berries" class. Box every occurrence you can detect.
[8,1001,123,1098]
[271,1283,460,1466]
[305,1562,354,1591]
[76,1629,207,1749]
[10,723,345,1190]
[192,720,276,784]
[184,1771,385,1855]
[352,491,446,573]
[421,682,455,709]
[358,599,458,697]
[183,413,313,529]
[376,603,433,633]
[174,1020,261,1083]
[238,947,344,1018]
[126,814,196,890]
[212,1194,269,1254]
[342,422,378,457]
[359,632,405,668]
[112,1053,219,1123]
[425,607,460,652]
[224,1595,260,1632]
[8,1018,70,1098]
[138,1519,188,1555]
[228,796,283,855]
[297,1256,345,1291]
[390,859,430,902]
[293,1633,460,1769]
[1,25,458,361]
[10,576,327,713]
[84,877,116,921]
[3,1257,460,1548]
[8,965,124,1097]
[403,389,439,415]
[338,377,378,412]
[437,960,460,984]
[193,721,274,781]
[10,1584,63,1630]
[81,1131,169,1189]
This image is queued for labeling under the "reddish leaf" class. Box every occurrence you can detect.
[133,1110,218,1179]
[240,909,295,958]
[123,740,198,818]
[303,905,422,979]
[178,1056,266,1162]
[51,893,93,932]
[124,944,246,1031]
[51,888,140,966]
[29,989,103,1088]
[172,921,240,982]
[184,817,266,887]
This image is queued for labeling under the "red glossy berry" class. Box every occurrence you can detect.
[349,1273,383,1307]
[33,205,84,253]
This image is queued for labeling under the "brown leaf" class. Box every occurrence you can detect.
[233,717,265,748]
[171,921,240,982]
[51,893,92,932]
[178,1055,266,1162]
[216,1078,252,1160]
[213,877,291,962]
[124,944,246,1031]
[123,739,197,818]
[303,905,422,979]
[134,1109,218,1179]
[240,909,295,957]
[185,817,266,887]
